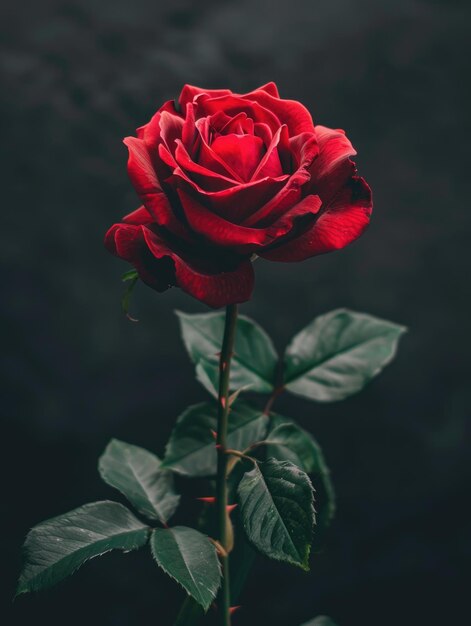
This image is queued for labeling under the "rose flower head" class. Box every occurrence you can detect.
[105,83,372,308]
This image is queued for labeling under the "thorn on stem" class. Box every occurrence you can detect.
[197,497,216,504]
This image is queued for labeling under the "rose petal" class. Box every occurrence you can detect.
[177,189,321,252]
[142,227,254,307]
[253,122,274,147]
[261,176,372,262]
[220,111,254,136]
[181,101,197,151]
[243,132,318,226]
[248,82,280,98]
[179,85,232,115]
[172,168,289,223]
[135,102,181,182]
[289,132,319,170]
[124,137,183,232]
[211,133,265,181]
[105,221,255,307]
[250,125,286,180]
[123,136,161,196]
[194,119,245,181]
[105,223,175,291]
[175,140,239,191]
[159,110,184,157]
[241,89,315,135]
[122,205,153,225]
[136,100,179,144]
[310,125,357,201]
[196,94,281,133]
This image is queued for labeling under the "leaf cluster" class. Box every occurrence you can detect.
[16,308,405,619]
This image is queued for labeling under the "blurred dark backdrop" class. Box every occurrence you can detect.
[2,0,470,624]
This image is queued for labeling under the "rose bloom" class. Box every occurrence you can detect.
[105,83,372,308]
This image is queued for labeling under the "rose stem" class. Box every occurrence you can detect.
[216,303,238,626]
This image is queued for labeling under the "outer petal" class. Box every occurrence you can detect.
[142,228,254,308]
[136,100,179,145]
[104,223,175,291]
[123,136,184,234]
[122,205,153,225]
[245,82,280,98]
[261,176,372,262]
[310,125,357,201]
[105,221,254,308]
[159,110,184,157]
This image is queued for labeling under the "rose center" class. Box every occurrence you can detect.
[209,133,265,182]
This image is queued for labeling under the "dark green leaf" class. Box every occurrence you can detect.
[162,401,268,476]
[176,310,278,395]
[262,417,326,474]
[98,439,180,523]
[301,617,339,626]
[229,524,257,601]
[237,459,315,570]
[16,501,149,596]
[194,356,218,396]
[284,309,407,402]
[263,415,336,547]
[150,526,221,611]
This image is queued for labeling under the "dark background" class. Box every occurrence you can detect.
[2,0,470,624]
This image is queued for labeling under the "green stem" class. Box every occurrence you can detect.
[216,303,238,626]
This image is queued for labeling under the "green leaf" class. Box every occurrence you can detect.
[301,618,339,626]
[98,439,180,524]
[162,401,269,476]
[262,417,327,474]
[150,526,221,611]
[237,459,315,570]
[263,415,336,546]
[16,501,149,596]
[176,310,278,395]
[284,308,407,402]
[229,525,257,601]
[194,356,218,396]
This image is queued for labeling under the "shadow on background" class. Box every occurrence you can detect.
[1,0,469,624]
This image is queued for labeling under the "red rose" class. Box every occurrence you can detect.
[105,82,372,308]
